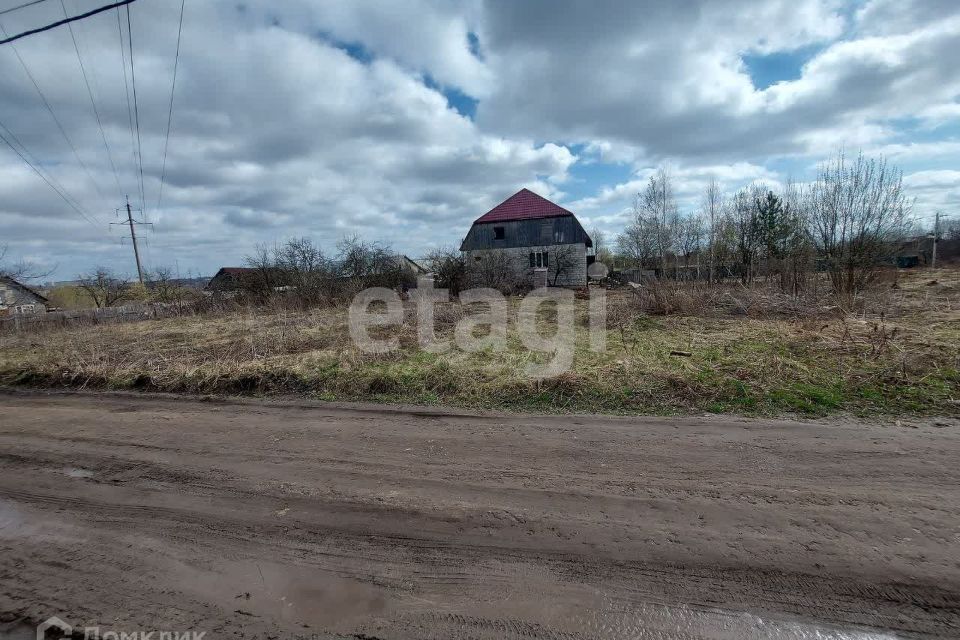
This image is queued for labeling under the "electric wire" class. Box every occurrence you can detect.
[0,0,51,18]
[59,0,123,200]
[0,121,100,228]
[0,20,108,214]
[125,3,144,213]
[115,5,138,208]
[0,116,92,219]
[155,0,184,215]
[0,0,135,45]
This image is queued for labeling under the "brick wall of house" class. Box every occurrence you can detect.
[464,243,587,288]
[0,280,47,316]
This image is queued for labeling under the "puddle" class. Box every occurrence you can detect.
[562,601,902,639]
[172,558,388,631]
[416,582,904,639]
[0,621,33,640]
[63,467,94,479]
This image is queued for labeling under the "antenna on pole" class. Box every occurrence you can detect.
[111,195,152,284]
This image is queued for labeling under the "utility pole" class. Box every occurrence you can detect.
[126,196,143,284]
[932,211,942,270]
[111,195,151,284]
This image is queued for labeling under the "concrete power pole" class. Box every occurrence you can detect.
[126,196,144,284]
[111,196,150,284]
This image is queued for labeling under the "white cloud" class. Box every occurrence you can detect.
[568,161,780,237]
[1,0,958,278]
[476,0,960,164]
[903,170,960,221]
[0,0,571,277]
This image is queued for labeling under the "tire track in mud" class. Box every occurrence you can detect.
[1,390,959,638]
[3,479,956,637]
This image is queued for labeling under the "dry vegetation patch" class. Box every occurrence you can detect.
[1,270,958,417]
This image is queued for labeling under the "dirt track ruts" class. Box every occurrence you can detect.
[0,389,958,639]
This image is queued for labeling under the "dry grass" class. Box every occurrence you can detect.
[1,269,958,417]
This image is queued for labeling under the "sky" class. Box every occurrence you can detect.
[0,0,958,281]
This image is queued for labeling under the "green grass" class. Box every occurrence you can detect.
[2,277,959,418]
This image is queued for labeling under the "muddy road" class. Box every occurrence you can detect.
[0,390,958,639]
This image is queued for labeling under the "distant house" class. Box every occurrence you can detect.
[396,255,427,276]
[460,188,593,287]
[207,267,260,292]
[0,276,49,316]
[886,236,934,269]
[208,255,428,293]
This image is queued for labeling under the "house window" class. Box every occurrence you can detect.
[14,304,35,315]
[529,251,549,268]
[493,226,505,240]
[554,229,565,243]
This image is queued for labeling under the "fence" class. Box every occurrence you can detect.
[0,302,199,333]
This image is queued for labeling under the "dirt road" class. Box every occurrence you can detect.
[0,390,958,639]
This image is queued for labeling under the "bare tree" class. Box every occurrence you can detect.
[589,227,614,267]
[731,187,762,284]
[549,243,583,286]
[79,267,129,308]
[147,266,197,311]
[634,168,679,277]
[424,246,466,295]
[702,178,723,284]
[616,213,658,270]
[946,219,960,241]
[466,251,519,293]
[147,267,178,304]
[0,244,52,281]
[677,214,704,279]
[275,237,332,304]
[807,151,911,297]
[335,236,410,290]
[711,211,738,280]
[242,243,284,301]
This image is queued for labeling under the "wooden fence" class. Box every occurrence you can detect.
[0,302,199,333]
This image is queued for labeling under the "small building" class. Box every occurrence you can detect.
[396,255,427,277]
[207,267,259,292]
[207,255,428,293]
[0,276,49,316]
[460,188,593,287]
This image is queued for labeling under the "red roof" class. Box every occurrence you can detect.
[474,188,574,224]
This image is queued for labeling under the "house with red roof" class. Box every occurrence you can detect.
[459,188,593,287]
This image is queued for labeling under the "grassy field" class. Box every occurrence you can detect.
[1,269,958,417]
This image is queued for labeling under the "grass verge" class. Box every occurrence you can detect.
[1,271,958,417]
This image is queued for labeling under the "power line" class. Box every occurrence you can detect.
[115,5,138,207]
[156,0,185,215]
[60,0,123,200]
[0,116,92,219]
[0,123,99,228]
[0,0,51,18]
[125,3,145,213]
[0,21,107,218]
[0,0,136,45]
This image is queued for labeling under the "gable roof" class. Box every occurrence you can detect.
[474,188,575,224]
[0,276,49,303]
[398,255,427,273]
[212,267,253,277]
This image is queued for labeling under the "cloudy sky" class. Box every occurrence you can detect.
[1,0,958,280]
